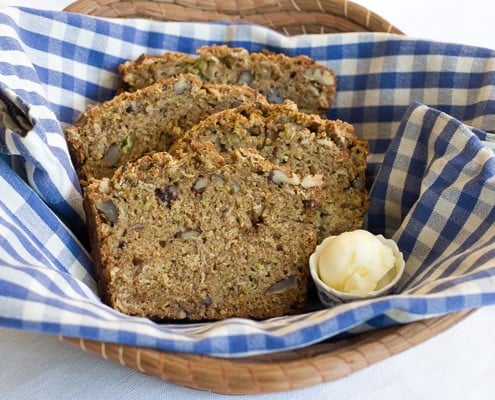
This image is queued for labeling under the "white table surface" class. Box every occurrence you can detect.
[1,1,494,399]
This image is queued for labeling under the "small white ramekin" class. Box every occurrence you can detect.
[309,232,405,307]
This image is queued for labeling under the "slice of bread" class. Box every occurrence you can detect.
[84,141,320,320]
[65,74,266,183]
[119,45,336,116]
[171,101,369,241]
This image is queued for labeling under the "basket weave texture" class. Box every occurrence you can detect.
[63,311,470,394]
[64,0,404,35]
[60,0,463,395]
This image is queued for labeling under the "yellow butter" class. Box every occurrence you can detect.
[317,230,396,295]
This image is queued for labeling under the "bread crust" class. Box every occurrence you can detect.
[171,101,369,241]
[119,45,336,115]
[65,74,266,183]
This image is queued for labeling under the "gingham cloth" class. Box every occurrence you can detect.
[0,6,494,357]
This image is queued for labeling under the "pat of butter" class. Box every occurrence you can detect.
[317,230,396,295]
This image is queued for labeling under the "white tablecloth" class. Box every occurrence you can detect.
[1,1,494,399]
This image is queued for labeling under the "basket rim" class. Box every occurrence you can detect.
[63,310,472,394]
[63,0,404,35]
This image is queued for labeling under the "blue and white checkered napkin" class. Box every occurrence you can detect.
[1,6,494,357]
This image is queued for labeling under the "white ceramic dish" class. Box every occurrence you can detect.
[309,232,405,306]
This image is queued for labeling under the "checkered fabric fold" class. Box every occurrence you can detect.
[0,6,494,357]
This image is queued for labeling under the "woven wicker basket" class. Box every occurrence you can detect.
[64,0,404,35]
[61,0,468,394]
[63,311,470,394]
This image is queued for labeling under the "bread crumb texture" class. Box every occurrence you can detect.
[172,101,369,241]
[74,46,368,321]
[66,74,265,182]
[84,142,320,320]
[119,45,336,115]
